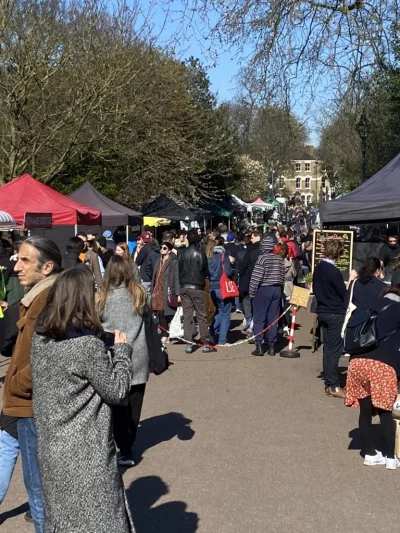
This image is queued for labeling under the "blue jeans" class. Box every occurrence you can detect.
[0,429,19,504]
[252,285,282,344]
[18,418,44,533]
[210,289,232,345]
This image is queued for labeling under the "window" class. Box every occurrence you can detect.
[279,176,285,189]
[305,162,311,172]
[321,177,326,188]
[295,162,301,172]
[305,177,310,189]
[296,177,301,189]
[307,195,312,205]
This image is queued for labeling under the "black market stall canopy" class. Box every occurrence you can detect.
[143,194,210,221]
[68,181,142,226]
[321,152,400,224]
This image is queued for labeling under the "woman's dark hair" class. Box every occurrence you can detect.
[382,284,400,297]
[23,236,62,273]
[358,257,381,284]
[36,268,102,338]
[66,237,84,256]
[278,243,289,259]
[214,236,225,247]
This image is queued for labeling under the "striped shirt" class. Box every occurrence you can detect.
[249,237,285,297]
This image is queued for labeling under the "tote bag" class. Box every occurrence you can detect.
[220,254,239,300]
[341,280,357,338]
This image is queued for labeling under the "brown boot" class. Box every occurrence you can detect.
[326,386,346,398]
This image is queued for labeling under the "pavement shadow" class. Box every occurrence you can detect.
[127,476,199,533]
[135,412,195,463]
[0,502,29,523]
[349,426,385,456]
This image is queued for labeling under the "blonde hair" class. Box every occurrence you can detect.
[96,255,147,317]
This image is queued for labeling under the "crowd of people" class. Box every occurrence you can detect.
[2,221,400,531]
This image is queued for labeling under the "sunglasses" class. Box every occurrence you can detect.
[161,245,170,250]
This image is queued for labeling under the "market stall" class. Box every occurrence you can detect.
[0,174,101,249]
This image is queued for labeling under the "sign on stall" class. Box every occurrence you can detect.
[312,229,354,282]
[24,213,52,229]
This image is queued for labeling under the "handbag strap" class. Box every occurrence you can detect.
[349,279,356,305]
[221,253,226,275]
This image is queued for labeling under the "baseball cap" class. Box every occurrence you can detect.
[226,233,235,242]
[140,231,152,243]
[103,230,112,239]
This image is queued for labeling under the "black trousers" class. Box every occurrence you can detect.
[359,396,395,458]
[113,383,146,456]
[318,313,344,388]
[157,310,172,337]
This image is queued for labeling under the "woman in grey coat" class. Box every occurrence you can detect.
[97,255,148,467]
[150,233,180,343]
[31,268,135,533]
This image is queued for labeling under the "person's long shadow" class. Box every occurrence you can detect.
[127,476,199,533]
[135,412,195,464]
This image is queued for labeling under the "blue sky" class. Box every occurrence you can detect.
[140,0,320,144]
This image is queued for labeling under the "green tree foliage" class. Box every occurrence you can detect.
[319,28,400,193]
[0,0,240,205]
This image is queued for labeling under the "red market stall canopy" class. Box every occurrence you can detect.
[0,174,101,226]
[68,181,142,226]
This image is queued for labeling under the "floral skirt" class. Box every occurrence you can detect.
[345,358,398,412]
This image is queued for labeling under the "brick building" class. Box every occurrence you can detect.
[276,151,331,206]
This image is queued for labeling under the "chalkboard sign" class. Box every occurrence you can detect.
[312,229,354,281]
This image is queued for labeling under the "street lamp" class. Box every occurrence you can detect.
[270,168,275,199]
[358,110,369,183]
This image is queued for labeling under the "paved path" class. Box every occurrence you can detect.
[1,309,400,532]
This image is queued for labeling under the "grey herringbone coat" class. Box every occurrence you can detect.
[31,333,135,533]
[101,284,149,385]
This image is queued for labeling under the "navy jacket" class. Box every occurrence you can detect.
[351,294,400,376]
[313,260,347,314]
[349,277,386,313]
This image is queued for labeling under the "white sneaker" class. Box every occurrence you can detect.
[283,326,290,337]
[363,450,386,466]
[386,457,400,470]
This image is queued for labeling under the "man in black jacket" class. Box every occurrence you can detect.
[238,229,262,328]
[178,228,214,353]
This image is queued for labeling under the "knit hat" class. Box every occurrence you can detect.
[226,233,235,242]
[103,230,112,239]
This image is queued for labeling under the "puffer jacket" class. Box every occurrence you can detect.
[249,237,285,298]
[280,237,298,259]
